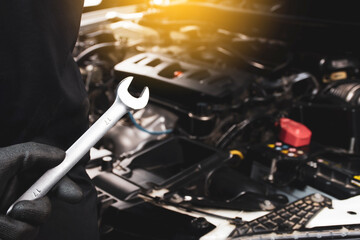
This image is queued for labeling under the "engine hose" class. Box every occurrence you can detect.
[75,42,118,65]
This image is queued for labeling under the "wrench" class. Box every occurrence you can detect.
[7,76,149,214]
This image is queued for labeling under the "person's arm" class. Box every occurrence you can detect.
[0,0,87,150]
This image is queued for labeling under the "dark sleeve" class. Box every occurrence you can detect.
[0,3,100,240]
[0,0,88,150]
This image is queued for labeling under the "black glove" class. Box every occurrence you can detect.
[0,142,83,240]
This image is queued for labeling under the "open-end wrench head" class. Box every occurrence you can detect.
[117,76,149,110]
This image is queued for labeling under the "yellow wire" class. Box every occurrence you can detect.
[230,150,244,160]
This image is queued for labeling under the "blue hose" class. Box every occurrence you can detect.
[128,112,173,135]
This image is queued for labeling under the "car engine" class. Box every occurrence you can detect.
[78,1,360,239]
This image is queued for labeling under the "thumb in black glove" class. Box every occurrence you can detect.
[0,142,83,240]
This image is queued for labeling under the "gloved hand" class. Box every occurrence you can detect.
[0,142,83,240]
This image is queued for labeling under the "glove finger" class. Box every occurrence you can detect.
[19,142,65,171]
[52,176,83,204]
[8,197,51,226]
[0,215,38,240]
[0,142,65,174]
[0,177,20,213]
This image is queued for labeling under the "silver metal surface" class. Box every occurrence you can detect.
[102,104,177,158]
[7,76,149,214]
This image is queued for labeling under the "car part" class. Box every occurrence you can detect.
[76,3,360,239]
[229,193,332,238]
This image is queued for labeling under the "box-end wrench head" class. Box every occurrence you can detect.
[7,76,149,214]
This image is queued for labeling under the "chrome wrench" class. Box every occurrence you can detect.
[7,76,149,214]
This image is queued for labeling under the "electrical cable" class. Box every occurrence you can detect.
[230,150,244,160]
[128,112,173,135]
[75,42,118,65]
[216,119,251,149]
[138,193,239,222]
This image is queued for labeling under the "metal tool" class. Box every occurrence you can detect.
[7,76,149,214]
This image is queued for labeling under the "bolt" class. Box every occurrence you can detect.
[191,217,210,229]
[311,193,324,203]
[260,200,275,211]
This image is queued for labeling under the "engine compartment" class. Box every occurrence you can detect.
[79,2,360,239]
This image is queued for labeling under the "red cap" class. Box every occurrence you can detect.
[173,71,183,78]
[279,118,312,147]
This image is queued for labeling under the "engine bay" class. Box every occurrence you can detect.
[79,1,360,239]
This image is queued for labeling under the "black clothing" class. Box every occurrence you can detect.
[0,142,83,240]
[0,0,99,239]
[0,0,87,149]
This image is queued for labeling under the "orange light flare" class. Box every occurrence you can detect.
[173,71,184,78]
